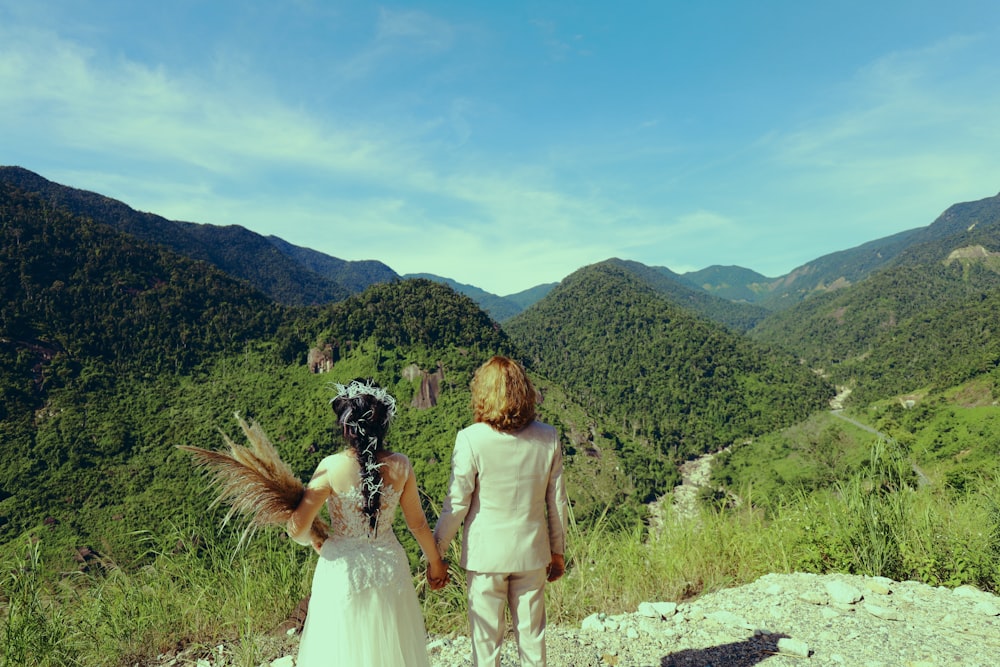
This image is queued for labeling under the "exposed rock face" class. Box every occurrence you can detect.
[946,244,995,262]
[411,363,445,409]
[307,345,334,373]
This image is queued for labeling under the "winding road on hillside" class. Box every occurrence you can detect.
[658,399,931,524]
[829,408,932,486]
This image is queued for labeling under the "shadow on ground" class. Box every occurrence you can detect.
[660,634,795,666]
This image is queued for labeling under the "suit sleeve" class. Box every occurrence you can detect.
[546,436,569,555]
[432,431,476,558]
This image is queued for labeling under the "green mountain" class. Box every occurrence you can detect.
[403,273,522,322]
[749,194,1000,404]
[681,191,1000,310]
[267,235,399,294]
[680,265,775,303]
[0,181,293,542]
[0,184,647,566]
[0,166,351,305]
[888,191,1000,266]
[505,282,558,310]
[403,274,557,322]
[504,261,834,501]
[603,259,770,331]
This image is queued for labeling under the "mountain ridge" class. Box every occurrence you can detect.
[5,165,1000,322]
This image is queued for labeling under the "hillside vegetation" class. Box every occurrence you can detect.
[601,259,770,331]
[750,201,1000,404]
[4,174,1000,666]
[0,167,378,306]
[685,191,1000,310]
[0,184,648,573]
[505,261,833,503]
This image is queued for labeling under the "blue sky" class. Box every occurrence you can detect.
[3,1,1000,295]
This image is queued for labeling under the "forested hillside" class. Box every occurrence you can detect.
[5,167,999,583]
[504,261,833,501]
[404,273,525,322]
[603,259,770,331]
[403,273,558,322]
[750,196,1000,404]
[0,167,361,305]
[888,191,1000,266]
[680,265,774,303]
[681,191,1000,310]
[0,182,300,542]
[0,184,647,570]
[267,235,398,294]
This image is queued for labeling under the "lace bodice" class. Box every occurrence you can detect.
[326,483,403,541]
[318,479,410,598]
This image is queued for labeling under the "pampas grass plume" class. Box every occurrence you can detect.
[178,413,329,551]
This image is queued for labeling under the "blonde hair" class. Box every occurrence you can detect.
[470,356,537,432]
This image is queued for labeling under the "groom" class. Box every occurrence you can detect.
[434,356,569,667]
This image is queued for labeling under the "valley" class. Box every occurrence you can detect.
[1,169,999,665]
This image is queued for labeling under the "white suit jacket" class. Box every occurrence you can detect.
[434,420,569,573]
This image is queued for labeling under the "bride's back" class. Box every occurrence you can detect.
[322,451,408,540]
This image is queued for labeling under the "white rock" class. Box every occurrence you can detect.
[581,613,606,632]
[864,577,893,595]
[777,637,810,658]
[426,638,451,651]
[973,601,1000,616]
[864,603,902,621]
[705,610,752,629]
[953,584,986,600]
[651,601,678,618]
[270,657,295,667]
[826,580,864,604]
[637,602,659,618]
[799,590,827,605]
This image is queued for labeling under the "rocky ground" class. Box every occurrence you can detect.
[147,571,999,667]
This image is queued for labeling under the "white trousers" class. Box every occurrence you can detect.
[467,568,548,667]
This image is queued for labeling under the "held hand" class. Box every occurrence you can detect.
[427,559,450,590]
[546,553,565,582]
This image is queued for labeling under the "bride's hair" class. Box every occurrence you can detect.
[330,378,397,534]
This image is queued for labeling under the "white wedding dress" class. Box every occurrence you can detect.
[295,472,430,666]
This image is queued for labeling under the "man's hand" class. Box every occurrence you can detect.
[546,553,565,582]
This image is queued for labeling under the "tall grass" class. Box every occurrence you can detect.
[4,468,999,666]
[1,527,313,667]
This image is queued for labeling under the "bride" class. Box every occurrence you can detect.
[286,378,449,666]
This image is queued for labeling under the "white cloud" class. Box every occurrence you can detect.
[751,33,1000,250]
[6,7,1000,293]
[335,7,455,81]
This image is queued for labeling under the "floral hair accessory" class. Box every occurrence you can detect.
[329,379,397,421]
